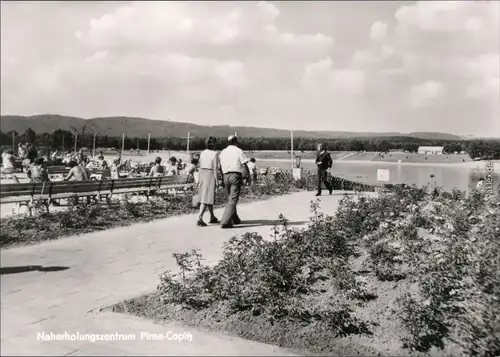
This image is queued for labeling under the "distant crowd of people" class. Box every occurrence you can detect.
[1,141,261,189]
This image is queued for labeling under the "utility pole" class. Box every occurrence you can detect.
[290,130,294,169]
[74,134,78,153]
[92,134,96,158]
[12,132,15,151]
[187,132,191,155]
[147,133,151,156]
[121,133,125,158]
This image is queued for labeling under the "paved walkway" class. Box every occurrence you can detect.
[0,191,360,356]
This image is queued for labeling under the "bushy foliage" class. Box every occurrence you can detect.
[158,185,499,355]
[396,193,500,357]
[158,199,376,337]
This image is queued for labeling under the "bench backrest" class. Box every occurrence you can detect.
[47,167,107,175]
[47,166,70,174]
[0,175,191,200]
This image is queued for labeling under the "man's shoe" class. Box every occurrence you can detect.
[221,224,234,229]
[209,217,220,224]
[315,192,321,196]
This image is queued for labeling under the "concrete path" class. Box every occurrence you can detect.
[0,191,363,356]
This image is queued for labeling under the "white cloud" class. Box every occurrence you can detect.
[466,77,500,99]
[1,1,498,136]
[85,51,108,63]
[394,1,476,33]
[370,21,387,42]
[410,80,445,107]
[77,1,332,53]
[349,0,498,121]
[302,57,365,95]
[330,69,366,95]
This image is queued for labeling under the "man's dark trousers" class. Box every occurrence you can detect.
[317,168,332,195]
[221,172,242,225]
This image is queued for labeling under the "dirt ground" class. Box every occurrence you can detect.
[107,252,460,357]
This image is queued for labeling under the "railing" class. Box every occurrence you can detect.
[259,168,378,192]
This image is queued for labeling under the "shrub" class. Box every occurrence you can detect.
[157,201,374,337]
[396,195,500,356]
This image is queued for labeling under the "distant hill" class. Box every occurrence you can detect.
[0,114,463,140]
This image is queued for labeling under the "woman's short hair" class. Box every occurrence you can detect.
[169,156,177,164]
[206,136,217,149]
[68,160,78,168]
[7,149,14,155]
[250,158,256,163]
[154,156,162,164]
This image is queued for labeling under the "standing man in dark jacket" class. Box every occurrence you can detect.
[315,143,333,196]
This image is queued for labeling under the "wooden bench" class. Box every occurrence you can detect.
[0,175,194,215]
[47,166,71,175]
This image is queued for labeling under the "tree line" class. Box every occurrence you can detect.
[1,128,499,160]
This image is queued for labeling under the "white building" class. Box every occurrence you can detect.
[418,146,444,155]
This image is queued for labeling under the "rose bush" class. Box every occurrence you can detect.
[153,185,499,355]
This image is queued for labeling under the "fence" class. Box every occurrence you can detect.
[259,167,379,193]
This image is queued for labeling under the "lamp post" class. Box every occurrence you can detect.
[292,155,302,181]
[294,156,302,168]
[430,173,436,190]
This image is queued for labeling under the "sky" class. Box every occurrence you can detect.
[1,1,499,137]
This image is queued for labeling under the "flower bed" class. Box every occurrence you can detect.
[111,186,499,356]
[0,181,294,248]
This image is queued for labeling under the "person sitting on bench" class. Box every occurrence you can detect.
[166,157,179,176]
[27,157,51,183]
[64,160,88,181]
[100,160,111,179]
[149,156,165,177]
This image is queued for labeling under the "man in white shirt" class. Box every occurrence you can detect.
[219,135,250,228]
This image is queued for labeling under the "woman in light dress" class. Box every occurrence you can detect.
[1,149,15,174]
[197,137,220,226]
